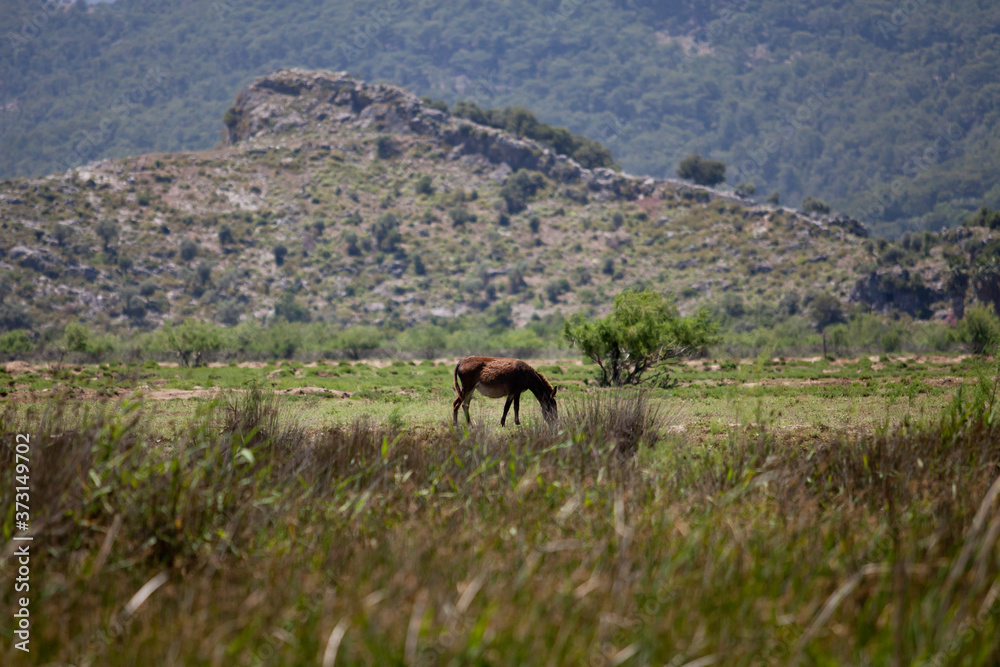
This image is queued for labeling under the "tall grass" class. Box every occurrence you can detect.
[2,383,999,665]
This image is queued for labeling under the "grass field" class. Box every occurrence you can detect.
[2,356,999,665]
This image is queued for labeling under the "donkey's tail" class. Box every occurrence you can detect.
[453,360,463,396]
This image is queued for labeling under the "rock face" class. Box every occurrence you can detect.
[225,68,871,230]
[224,69,659,200]
[850,269,942,318]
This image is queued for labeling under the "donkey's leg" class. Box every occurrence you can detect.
[513,392,522,425]
[500,394,515,427]
[462,393,473,424]
[453,393,464,424]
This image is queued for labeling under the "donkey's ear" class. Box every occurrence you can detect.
[552,386,558,396]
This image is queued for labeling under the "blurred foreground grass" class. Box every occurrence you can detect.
[0,362,999,664]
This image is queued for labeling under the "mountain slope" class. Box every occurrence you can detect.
[2,68,928,340]
[1,0,999,238]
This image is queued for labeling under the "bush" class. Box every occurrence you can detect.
[802,195,831,214]
[180,238,199,261]
[413,175,434,196]
[375,136,396,159]
[121,287,147,320]
[964,207,1000,230]
[372,213,402,252]
[161,319,223,366]
[216,300,243,326]
[96,219,118,249]
[0,329,32,359]
[273,244,288,266]
[218,224,234,245]
[451,102,615,168]
[448,205,476,227]
[676,154,726,186]
[544,278,571,304]
[958,306,1000,355]
[274,292,311,323]
[500,170,546,214]
[395,325,448,359]
[564,289,720,386]
[0,301,33,332]
[335,326,383,360]
[139,279,158,297]
[810,292,845,331]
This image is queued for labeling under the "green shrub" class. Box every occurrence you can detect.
[274,292,311,323]
[564,289,719,386]
[958,306,1000,355]
[160,319,223,366]
[500,170,545,214]
[677,154,726,186]
[802,195,831,214]
[273,244,288,266]
[180,238,199,261]
[413,175,434,196]
[0,329,32,359]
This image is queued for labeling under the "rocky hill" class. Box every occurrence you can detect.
[0,69,985,338]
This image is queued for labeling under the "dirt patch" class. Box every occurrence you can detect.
[3,361,37,374]
[145,388,222,400]
[139,386,351,400]
[276,387,351,398]
[740,377,853,387]
[924,376,967,387]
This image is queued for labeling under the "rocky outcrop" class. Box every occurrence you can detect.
[225,68,869,226]
[850,269,942,318]
[223,70,686,203]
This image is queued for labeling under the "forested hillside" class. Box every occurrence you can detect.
[2,0,999,237]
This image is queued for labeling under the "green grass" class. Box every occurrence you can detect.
[2,362,1000,664]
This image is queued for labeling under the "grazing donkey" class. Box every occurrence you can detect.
[453,356,558,426]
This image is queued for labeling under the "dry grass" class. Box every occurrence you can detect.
[2,382,1000,665]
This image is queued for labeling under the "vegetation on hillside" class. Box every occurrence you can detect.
[3,68,1000,362]
[2,0,1000,236]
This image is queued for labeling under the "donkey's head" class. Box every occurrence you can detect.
[541,385,558,423]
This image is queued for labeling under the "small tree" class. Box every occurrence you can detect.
[0,330,32,360]
[273,244,288,266]
[335,326,383,360]
[163,319,222,367]
[676,154,726,186]
[414,175,434,196]
[958,306,1000,355]
[96,219,118,249]
[274,292,311,323]
[63,323,92,355]
[810,292,845,330]
[564,289,719,386]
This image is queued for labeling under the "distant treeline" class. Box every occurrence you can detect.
[2,309,997,366]
[448,101,616,170]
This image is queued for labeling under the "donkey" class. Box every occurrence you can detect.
[452,356,558,426]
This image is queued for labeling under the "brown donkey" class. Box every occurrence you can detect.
[453,356,558,426]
